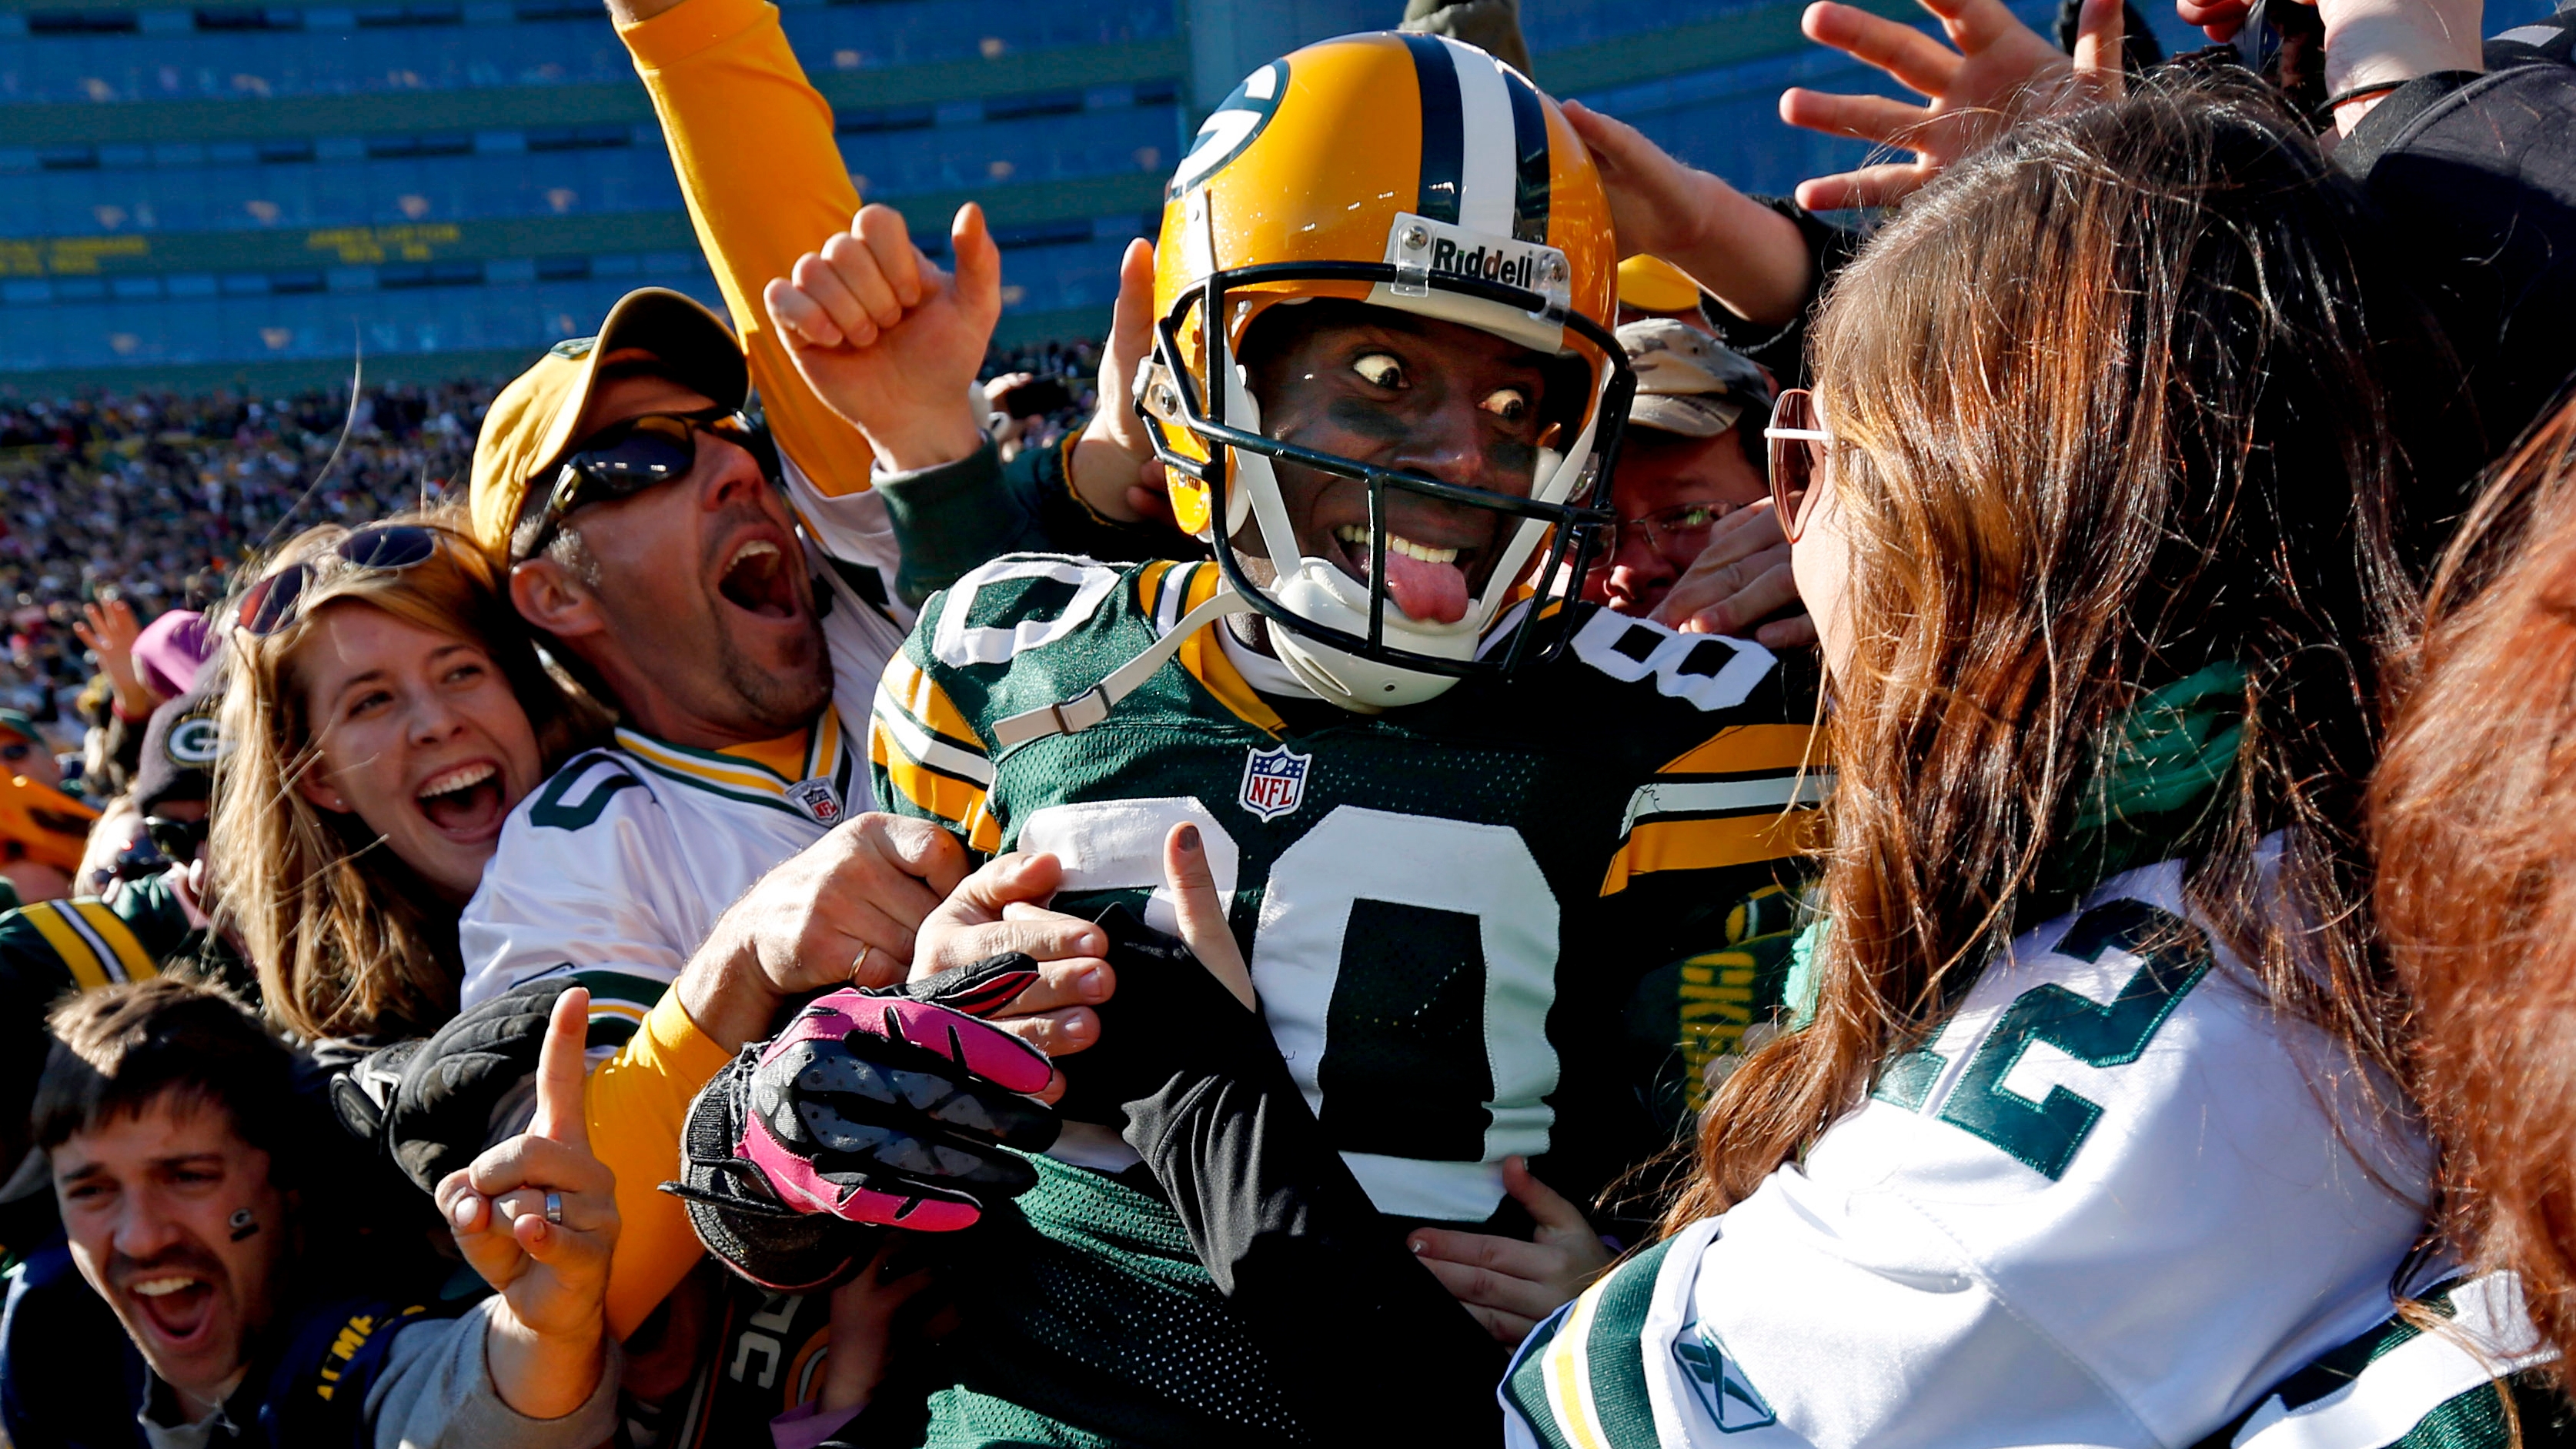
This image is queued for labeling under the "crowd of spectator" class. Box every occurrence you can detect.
[0,342,1097,733]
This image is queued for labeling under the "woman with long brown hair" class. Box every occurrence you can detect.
[213,510,602,1040]
[2375,392,2576,1384]
[1505,75,2501,1446]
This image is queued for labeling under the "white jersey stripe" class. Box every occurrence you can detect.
[872,680,998,786]
[1620,773,1835,836]
[1445,37,1519,240]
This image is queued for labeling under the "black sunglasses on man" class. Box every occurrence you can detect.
[516,407,756,562]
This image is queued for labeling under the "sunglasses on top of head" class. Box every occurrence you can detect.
[516,408,753,562]
[1762,387,1833,543]
[236,523,454,639]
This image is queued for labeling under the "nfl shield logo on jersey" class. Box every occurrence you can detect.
[1238,743,1312,822]
[1674,1321,1776,1432]
[786,777,844,825]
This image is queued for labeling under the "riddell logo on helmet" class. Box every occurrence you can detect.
[1385,213,1569,308]
[1428,238,1545,291]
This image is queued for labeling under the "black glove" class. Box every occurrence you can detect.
[664,953,1061,1291]
[383,977,576,1194]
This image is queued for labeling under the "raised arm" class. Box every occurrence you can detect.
[612,0,876,495]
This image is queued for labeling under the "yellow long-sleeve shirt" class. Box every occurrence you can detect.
[581,0,880,1339]
[622,0,873,498]
[586,988,734,1337]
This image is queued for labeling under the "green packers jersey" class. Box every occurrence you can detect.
[870,553,1824,1444]
[877,553,1825,1223]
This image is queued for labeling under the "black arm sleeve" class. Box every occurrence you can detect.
[876,436,1201,606]
[1071,907,1503,1440]
[1700,198,1866,389]
[2337,56,2576,457]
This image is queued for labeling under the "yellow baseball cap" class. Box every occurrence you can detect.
[468,287,749,562]
[1616,254,1706,315]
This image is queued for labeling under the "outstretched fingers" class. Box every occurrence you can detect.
[2071,0,2127,96]
[1801,1,1962,95]
[1795,160,1938,212]
[1779,87,1937,147]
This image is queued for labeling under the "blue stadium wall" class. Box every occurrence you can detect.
[0,0,2543,395]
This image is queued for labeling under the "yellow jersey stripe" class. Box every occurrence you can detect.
[616,730,794,797]
[716,728,809,782]
[72,900,158,983]
[1601,809,1827,895]
[1662,723,1823,776]
[1134,558,1181,626]
[1544,1274,1613,1449]
[25,903,110,992]
[880,653,986,753]
[807,706,842,781]
[1171,563,1288,736]
[873,679,996,786]
[871,721,990,831]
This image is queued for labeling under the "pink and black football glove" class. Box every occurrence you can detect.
[663,953,1059,1290]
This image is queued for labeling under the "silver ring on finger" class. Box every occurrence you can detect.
[544,1191,563,1225]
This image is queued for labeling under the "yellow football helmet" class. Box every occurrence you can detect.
[1138,32,1633,711]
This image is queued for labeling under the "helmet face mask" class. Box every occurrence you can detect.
[1142,32,1633,711]
[1142,267,1631,703]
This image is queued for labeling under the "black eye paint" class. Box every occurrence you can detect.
[1322,397,1414,445]
[229,1207,259,1242]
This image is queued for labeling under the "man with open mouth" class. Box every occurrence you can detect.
[4,977,619,1448]
[449,283,1118,1357]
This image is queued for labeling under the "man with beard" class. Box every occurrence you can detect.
[453,288,1113,1348]
[1,977,620,1448]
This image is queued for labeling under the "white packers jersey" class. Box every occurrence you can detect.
[1504,855,2441,1449]
[457,456,910,1037]
[456,709,866,1035]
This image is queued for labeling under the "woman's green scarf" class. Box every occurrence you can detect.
[1784,661,2249,1027]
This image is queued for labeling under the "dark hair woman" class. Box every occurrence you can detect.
[1504,74,2504,1447]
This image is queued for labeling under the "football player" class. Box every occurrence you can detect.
[766,32,1826,1441]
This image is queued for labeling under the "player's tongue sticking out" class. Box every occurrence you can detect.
[1335,525,1470,625]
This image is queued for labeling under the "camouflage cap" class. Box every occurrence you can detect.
[1617,317,1772,439]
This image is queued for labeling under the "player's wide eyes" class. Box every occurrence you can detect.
[1352,352,1407,389]
[1480,388,1530,424]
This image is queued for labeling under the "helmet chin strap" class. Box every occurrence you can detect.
[991,586,1260,746]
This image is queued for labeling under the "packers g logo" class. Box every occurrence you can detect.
[166,713,223,766]
[1167,59,1286,199]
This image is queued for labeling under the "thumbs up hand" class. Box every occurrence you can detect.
[435,987,620,1418]
[766,201,1003,473]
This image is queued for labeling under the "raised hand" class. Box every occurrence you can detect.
[764,202,1002,472]
[1065,238,1174,526]
[1406,1156,1612,1344]
[1782,0,2125,211]
[434,987,618,1419]
[75,596,158,718]
[1560,101,1813,328]
[1648,498,1818,648]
